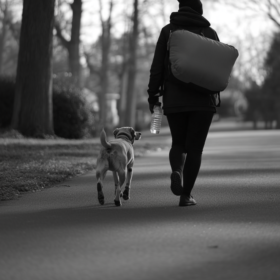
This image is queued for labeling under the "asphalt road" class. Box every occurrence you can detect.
[1,130,280,280]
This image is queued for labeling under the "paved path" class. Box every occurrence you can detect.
[1,130,280,280]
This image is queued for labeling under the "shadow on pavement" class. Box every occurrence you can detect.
[1,192,280,233]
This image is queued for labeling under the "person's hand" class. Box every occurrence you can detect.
[149,103,155,114]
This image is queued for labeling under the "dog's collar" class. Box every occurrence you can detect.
[116,132,133,144]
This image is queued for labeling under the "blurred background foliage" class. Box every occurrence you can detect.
[0,0,280,138]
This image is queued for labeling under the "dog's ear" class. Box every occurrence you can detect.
[129,127,135,137]
[135,131,141,140]
[113,128,120,138]
[129,128,141,140]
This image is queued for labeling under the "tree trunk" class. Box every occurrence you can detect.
[69,0,82,86]
[118,32,129,127]
[119,69,128,127]
[0,0,8,75]
[0,21,7,75]
[125,0,139,127]
[55,0,82,87]
[99,35,110,130]
[12,0,55,137]
[97,0,113,131]
[276,103,280,129]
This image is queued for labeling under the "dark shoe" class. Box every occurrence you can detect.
[170,171,183,196]
[179,195,197,207]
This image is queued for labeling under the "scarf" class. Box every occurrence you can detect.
[170,7,210,28]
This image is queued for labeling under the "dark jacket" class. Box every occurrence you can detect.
[147,7,220,115]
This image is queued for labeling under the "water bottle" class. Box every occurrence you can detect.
[150,102,163,134]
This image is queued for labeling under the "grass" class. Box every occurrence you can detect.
[0,130,157,201]
[0,138,100,201]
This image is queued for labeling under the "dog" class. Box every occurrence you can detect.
[95,127,141,206]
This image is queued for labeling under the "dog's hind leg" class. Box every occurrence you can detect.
[113,171,119,196]
[96,169,107,205]
[122,163,134,200]
[114,170,125,206]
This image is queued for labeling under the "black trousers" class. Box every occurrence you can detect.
[166,111,214,196]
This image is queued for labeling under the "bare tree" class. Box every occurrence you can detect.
[121,0,217,127]
[55,0,82,86]
[0,0,9,74]
[219,0,280,28]
[83,0,114,131]
[0,0,21,75]
[266,0,280,27]
[118,32,129,127]
[12,0,55,137]
[98,0,114,130]
[124,0,139,127]
[231,30,270,86]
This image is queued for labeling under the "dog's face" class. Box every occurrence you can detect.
[113,127,141,144]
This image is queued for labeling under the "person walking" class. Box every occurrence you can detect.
[147,0,220,206]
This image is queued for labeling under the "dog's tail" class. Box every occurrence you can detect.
[100,129,111,149]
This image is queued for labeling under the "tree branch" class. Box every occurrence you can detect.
[107,0,114,35]
[267,13,280,28]
[98,0,105,33]
[267,0,280,27]
[221,0,280,28]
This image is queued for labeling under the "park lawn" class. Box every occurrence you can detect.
[0,133,152,201]
[0,137,101,201]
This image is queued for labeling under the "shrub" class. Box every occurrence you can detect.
[0,77,15,128]
[216,96,236,118]
[53,78,95,139]
[0,75,96,139]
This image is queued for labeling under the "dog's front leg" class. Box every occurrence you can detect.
[114,171,125,206]
[122,164,133,200]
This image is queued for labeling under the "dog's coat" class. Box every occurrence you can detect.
[95,127,141,206]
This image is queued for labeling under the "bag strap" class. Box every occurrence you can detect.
[159,28,173,96]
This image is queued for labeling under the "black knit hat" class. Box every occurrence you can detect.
[178,0,203,15]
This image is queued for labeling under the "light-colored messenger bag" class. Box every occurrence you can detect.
[168,29,239,92]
